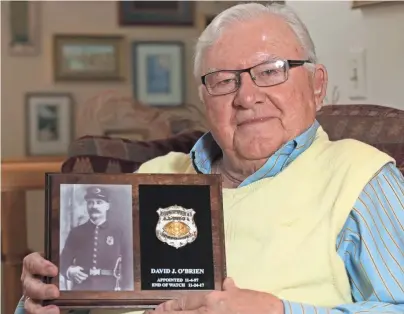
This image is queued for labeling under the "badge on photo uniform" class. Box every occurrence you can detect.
[106,236,114,245]
[155,205,198,249]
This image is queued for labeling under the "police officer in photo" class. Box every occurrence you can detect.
[60,186,131,291]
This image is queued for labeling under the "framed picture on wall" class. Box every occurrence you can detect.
[196,13,216,33]
[53,35,125,81]
[351,0,394,8]
[132,41,185,107]
[25,93,74,156]
[5,0,40,56]
[118,1,195,26]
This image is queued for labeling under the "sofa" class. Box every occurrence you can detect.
[62,104,404,175]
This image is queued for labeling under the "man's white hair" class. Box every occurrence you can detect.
[193,2,317,79]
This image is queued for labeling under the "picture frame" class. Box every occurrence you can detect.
[5,0,40,56]
[43,173,226,309]
[25,93,74,156]
[132,41,185,107]
[196,12,216,33]
[53,35,125,81]
[351,0,396,8]
[118,1,195,26]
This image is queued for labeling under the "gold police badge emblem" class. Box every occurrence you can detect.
[155,205,197,249]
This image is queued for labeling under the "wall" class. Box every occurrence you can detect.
[287,0,404,108]
[1,1,403,253]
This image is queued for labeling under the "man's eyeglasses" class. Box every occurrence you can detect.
[201,59,312,96]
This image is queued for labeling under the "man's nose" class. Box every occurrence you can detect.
[233,73,265,108]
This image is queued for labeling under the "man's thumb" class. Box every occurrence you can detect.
[223,277,237,290]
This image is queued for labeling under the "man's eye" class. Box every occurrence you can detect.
[217,79,235,85]
[261,70,275,76]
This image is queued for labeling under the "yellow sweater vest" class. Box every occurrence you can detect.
[91,127,394,314]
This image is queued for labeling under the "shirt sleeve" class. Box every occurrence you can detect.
[283,162,404,314]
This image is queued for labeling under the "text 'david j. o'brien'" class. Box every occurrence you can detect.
[150,268,205,288]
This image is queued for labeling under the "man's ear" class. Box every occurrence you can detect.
[198,85,205,105]
[312,64,328,111]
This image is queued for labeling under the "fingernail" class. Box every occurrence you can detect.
[46,264,56,274]
[47,287,58,299]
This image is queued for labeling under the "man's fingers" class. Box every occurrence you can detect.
[223,277,237,290]
[157,293,208,311]
[24,275,59,300]
[23,252,58,277]
[24,297,60,314]
[24,297,42,314]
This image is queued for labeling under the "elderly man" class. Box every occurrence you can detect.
[16,2,403,314]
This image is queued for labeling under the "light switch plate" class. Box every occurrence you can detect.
[348,48,367,100]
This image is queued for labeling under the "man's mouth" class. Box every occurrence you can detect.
[238,117,272,126]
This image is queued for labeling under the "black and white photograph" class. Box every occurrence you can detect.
[59,184,134,291]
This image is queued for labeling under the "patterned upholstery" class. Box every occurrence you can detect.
[61,104,404,175]
[61,131,205,174]
[317,105,404,171]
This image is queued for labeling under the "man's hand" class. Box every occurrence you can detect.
[148,277,284,314]
[21,252,60,314]
[66,266,88,284]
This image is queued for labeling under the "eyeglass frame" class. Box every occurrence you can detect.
[200,59,313,96]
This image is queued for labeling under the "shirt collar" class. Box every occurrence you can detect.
[190,120,320,187]
[88,218,108,228]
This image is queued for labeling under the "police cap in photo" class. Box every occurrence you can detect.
[84,186,110,202]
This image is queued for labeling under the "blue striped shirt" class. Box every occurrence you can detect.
[14,120,404,314]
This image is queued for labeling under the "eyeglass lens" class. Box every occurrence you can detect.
[205,60,288,95]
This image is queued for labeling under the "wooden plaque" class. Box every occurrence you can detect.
[43,173,226,310]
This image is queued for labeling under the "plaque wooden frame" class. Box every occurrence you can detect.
[43,173,226,310]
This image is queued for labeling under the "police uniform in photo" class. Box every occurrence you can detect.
[60,186,131,291]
